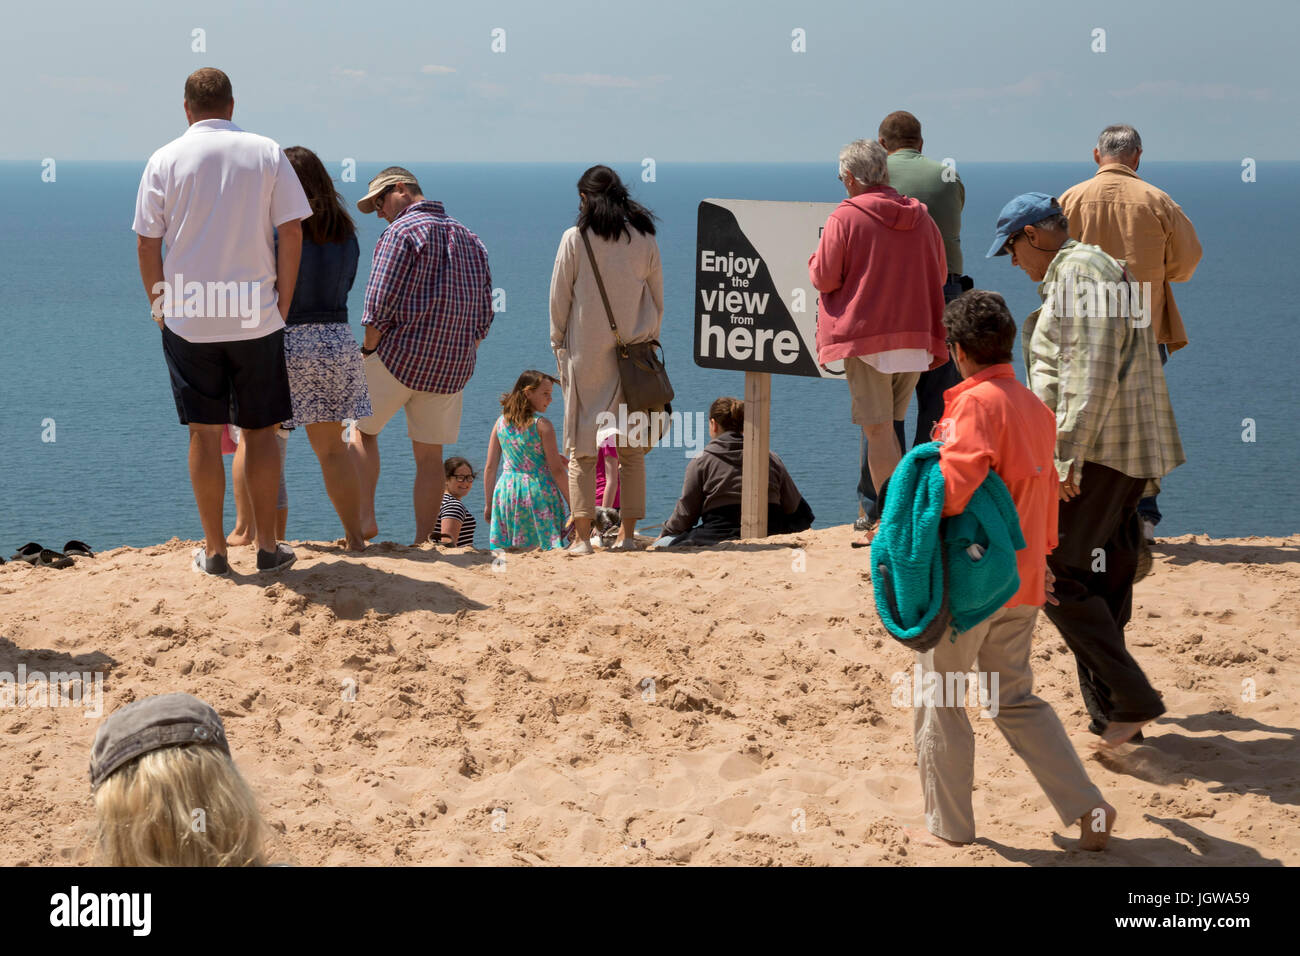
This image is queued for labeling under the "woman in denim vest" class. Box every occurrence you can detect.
[281,146,371,550]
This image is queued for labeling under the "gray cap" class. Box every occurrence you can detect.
[90,693,230,789]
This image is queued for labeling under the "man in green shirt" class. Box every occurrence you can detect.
[881,111,965,278]
[857,111,971,527]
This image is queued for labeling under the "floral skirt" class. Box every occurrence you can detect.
[283,323,373,428]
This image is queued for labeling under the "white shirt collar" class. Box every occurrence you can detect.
[185,119,241,134]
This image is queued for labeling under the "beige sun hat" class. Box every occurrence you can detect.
[357,169,418,214]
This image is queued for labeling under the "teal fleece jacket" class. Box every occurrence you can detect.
[870,441,1026,641]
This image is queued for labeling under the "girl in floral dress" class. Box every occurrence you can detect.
[484,371,571,550]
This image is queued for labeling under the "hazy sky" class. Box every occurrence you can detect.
[4,0,1296,162]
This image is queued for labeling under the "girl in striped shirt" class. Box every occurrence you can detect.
[436,456,478,547]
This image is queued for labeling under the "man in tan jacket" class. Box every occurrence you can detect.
[1061,125,1202,541]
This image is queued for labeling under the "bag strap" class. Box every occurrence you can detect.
[579,228,627,352]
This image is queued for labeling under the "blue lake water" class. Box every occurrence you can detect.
[1,160,1296,550]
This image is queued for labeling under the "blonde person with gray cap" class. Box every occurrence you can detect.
[348,167,495,545]
[89,693,268,866]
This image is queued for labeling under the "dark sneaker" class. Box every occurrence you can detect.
[192,548,231,576]
[256,543,296,574]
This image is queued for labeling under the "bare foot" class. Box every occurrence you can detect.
[909,827,972,848]
[361,519,378,541]
[343,537,367,553]
[1094,720,1150,750]
[1078,801,1116,851]
[226,529,253,546]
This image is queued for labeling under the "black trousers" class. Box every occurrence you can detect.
[1044,461,1166,729]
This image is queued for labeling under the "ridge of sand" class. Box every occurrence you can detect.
[1,528,1296,866]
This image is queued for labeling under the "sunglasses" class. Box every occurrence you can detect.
[450,472,475,482]
[372,185,393,209]
[1003,230,1025,255]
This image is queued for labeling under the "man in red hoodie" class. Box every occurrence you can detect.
[909,289,1114,849]
[809,139,947,522]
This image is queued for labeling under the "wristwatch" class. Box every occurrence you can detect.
[360,345,377,356]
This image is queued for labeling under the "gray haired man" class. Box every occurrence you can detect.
[1061,125,1202,541]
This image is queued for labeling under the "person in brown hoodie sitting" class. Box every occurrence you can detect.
[653,397,813,547]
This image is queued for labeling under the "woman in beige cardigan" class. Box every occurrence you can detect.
[550,165,664,554]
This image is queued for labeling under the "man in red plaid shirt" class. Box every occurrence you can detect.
[349,167,494,545]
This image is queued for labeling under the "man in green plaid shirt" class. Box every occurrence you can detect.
[988,192,1185,750]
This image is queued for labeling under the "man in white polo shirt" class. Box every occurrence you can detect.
[133,68,311,575]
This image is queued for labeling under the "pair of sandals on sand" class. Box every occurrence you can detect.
[6,540,94,568]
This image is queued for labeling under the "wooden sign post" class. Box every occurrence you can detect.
[740,371,771,539]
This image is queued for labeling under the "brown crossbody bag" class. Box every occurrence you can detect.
[580,228,674,414]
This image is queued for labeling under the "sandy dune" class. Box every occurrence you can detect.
[1,527,1296,866]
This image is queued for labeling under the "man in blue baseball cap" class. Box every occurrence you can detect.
[989,192,1184,750]
[986,192,1064,266]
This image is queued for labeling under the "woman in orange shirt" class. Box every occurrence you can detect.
[908,290,1114,851]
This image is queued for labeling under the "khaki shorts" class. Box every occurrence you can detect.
[844,357,920,426]
[357,353,463,445]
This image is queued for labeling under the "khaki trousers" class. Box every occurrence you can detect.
[913,604,1103,843]
[569,436,646,520]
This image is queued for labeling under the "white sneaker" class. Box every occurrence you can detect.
[566,539,594,556]
[1141,519,1156,545]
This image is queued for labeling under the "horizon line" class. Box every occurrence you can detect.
[3,157,1297,165]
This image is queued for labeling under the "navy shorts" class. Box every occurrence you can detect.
[162,326,293,430]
